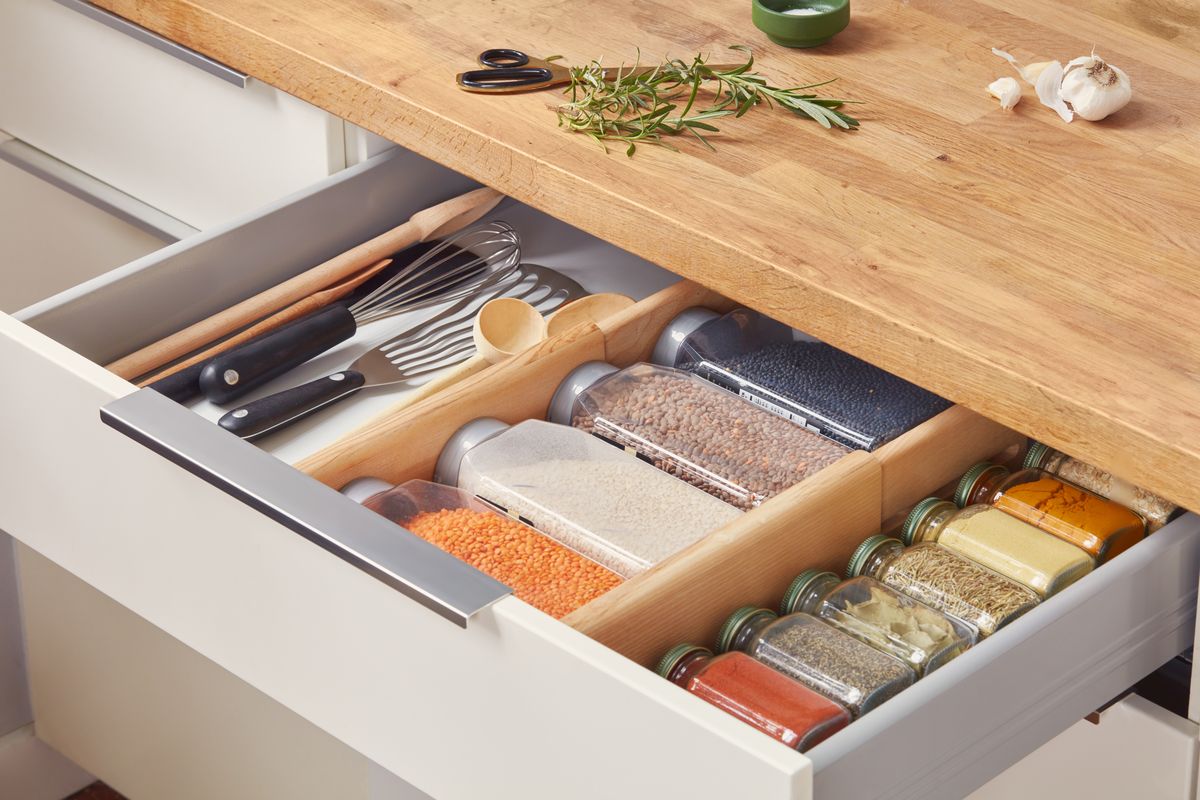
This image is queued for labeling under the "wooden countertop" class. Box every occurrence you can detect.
[98,0,1200,511]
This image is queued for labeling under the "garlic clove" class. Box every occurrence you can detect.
[987,76,1021,110]
[1035,60,1074,123]
[992,48,1051,86]
[1022,61,1056,84]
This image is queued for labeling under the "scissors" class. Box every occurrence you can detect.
[456,48,739,94]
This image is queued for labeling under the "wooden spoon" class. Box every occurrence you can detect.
[546,293,635,338]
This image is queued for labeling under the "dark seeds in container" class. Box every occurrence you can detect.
[689,341,951,450]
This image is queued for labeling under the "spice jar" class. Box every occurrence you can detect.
[847,535,1039,637]
[651,307,951,450]
[356,480,622,619]
[902,497,1093,597]
[957,462,1146,563]
[717,606,915,717]
[657,644,850,752]
[548,361,848,509]
[781,569,975,676]
[435,418,741,578]
[1024,442,1177,533]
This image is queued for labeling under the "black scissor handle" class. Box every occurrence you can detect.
[478,48,530,68]
[459,66,551,89]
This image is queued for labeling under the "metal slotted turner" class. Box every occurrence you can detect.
[218,264,586,440]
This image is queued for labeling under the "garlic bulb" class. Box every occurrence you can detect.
[992,47,1132,123]
[987,77,1021,110]
[1060,54,1132,121]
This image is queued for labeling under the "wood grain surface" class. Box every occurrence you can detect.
[97,0,1200,510]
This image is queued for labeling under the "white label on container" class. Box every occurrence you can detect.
[740,389,807,425]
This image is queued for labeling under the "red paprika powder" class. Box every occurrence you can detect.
[657,644,850,751]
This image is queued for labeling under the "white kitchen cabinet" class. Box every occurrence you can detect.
[0,140,172,313]
[0,144,1195,800]
[0,0,344,231]
[971,694,1198,800]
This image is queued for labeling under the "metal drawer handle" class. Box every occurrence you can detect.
[53,0,249,88]
[100,389,511,626]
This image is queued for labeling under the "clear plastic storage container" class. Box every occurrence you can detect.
[847,535,1039,637]
[657,644,850,752]
[902,498,1093,598]
[718,606,915,717]
[781,569,975,675]
[355,479,622,619]
[435,418,742,578]
[956,462,1146,563]
[1024,441,1178,534]
[652,307,952,450]
[548,361,848,509]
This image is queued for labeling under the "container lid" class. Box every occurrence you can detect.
[716,605,776,653]
[846,534,899,577]
[655,643,712,679]
[781,569,838,615]
[546,361,620,425]
[954,462,1009,508]
[900,497,955,545]
[1023,441,1052,470]
[433,417,512,486]
[339,477,395,504]
[649,307,721,367]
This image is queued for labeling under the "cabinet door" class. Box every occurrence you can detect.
[0,0,343,230]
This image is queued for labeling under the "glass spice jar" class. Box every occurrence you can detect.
[956,462,1146,563]
[650,307,952,450]
[1024,442,1177,533]
[434,418,741,578]
[781,569,975,676]
[548,361,848,510]
[356,479,623,619]
[847,535,1039,637]
[657,644,850,752]
[717,606,915,717]
[903,497,1093,597]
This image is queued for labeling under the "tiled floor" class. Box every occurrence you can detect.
[65,783,125,800]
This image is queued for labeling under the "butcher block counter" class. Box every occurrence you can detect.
[89,0,1200,511]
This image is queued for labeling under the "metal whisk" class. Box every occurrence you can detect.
[348,220,521,323]
[198,221,521,404]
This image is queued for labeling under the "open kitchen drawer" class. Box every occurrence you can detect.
[1,146,1197,800]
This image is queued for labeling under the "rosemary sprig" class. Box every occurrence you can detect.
[555,45,860,156]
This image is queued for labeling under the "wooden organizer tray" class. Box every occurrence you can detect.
[297,279,1024,666]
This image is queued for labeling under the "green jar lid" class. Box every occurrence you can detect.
[781,569,838,615]
[846,534,898,577]
[900,497,955,545]
[954,462,1009,508]
[716,606,776,654]
[1023,441,1052,470]
[655,643,711,680]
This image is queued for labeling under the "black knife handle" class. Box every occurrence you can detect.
[146,361,206,403]
[217,370,367,440]
[199,304,358,405]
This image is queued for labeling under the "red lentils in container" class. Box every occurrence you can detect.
[363,480,622,619]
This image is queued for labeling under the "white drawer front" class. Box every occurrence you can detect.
[0,0,341,230]
[1,146,1196,800]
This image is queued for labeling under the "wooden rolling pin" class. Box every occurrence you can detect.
[107,186,504,381]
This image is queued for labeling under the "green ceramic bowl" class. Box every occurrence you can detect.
[751,0,850,48]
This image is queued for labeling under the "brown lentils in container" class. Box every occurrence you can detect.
[571,364,848,509]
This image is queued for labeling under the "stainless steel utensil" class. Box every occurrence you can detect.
[198,221,522,404]
[217,264,586,440]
